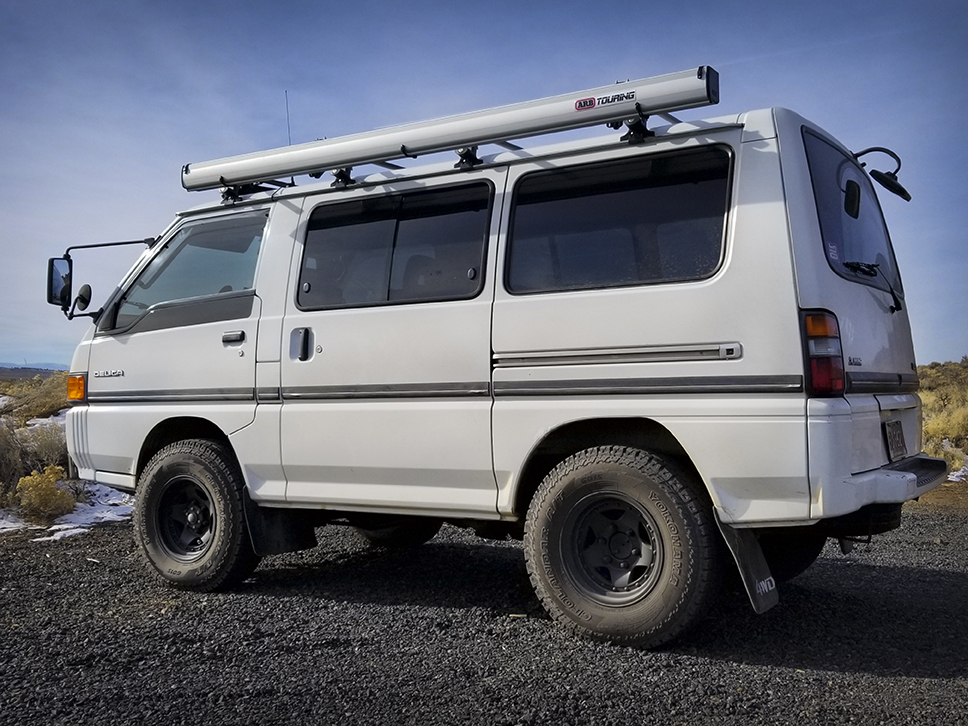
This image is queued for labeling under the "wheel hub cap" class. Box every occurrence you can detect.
[565,494,664,606]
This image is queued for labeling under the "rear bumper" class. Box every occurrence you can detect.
[813,453,947,520]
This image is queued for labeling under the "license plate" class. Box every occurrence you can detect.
[884,419,907,461]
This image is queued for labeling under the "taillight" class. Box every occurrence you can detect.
[67,373,87,403]
[801,311,844,396]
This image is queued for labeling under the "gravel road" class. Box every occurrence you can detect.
[2,483,966,726]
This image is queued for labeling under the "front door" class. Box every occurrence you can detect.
[83,211,269,477]
[280,172,505,517]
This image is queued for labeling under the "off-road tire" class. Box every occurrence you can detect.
[524,446,722,648]
[135,439,260,591]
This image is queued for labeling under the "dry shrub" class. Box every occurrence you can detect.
[0,418,25,507]
[0,372,70,426]
[22,423,68,471]
[16,465,76,521]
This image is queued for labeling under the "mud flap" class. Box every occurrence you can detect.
[243,489,319,556]
[716,517,779,614]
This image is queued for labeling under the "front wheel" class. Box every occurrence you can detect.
[524,446,722,648]
[134,439,260,591]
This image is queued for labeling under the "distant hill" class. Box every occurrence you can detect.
[0,366,67,380]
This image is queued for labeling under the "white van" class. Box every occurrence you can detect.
[48,67,947,647]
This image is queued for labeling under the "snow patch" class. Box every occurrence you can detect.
[0,510,26,532]
[27,408,68,430]
[55,483,134,528]
[0,482,134,540]
[31,526,90,541]
[949,464,967,483]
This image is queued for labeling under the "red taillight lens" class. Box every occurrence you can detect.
[802,311,844,396]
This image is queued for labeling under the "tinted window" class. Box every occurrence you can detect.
[114,213,266,329]
[802,128,903,296]
[506,148,730,294]
[298,183,490,309]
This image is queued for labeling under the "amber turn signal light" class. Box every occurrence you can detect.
[67,374,86,402]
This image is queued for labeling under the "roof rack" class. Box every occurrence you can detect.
[181,66,719,193]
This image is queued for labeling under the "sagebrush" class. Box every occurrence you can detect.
[1,372,70,505]
[16,465,75,521]
[918,357,968,472]
[0,371,69,426]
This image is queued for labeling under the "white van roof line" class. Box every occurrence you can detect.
[177,112,753,216]
[181,66,719,194]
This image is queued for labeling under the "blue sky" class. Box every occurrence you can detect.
[1,0,965,366]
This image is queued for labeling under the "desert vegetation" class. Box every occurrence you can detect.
[918,357,968,473]
[0,371,74,518]
[0,371,71,426]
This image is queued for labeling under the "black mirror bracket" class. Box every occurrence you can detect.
[853,147,912,201]
[50,237,153,321]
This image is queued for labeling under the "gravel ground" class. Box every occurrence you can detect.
[2,483,966,726]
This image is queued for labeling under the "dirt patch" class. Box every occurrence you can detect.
[917,478,968,511]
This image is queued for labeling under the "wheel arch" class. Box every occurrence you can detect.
[511,417,710,520]
[137,417,234,482]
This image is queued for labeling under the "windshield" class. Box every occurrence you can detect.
[802,128,903,297]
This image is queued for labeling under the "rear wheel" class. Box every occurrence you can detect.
[524,446,722,648]
[135,439,260,591]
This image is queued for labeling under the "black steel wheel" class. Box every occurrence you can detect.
[524,446,723,648]
[561,492,665,607]
[135,439,260,591]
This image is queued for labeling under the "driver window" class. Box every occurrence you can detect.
[114,213,267,329]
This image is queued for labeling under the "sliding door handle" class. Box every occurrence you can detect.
[296,328,311,361]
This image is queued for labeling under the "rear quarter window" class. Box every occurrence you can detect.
[505,146,731,294]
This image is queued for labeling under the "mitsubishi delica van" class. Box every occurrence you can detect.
[48,67,947,647]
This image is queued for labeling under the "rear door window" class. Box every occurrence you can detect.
[298,183,491,309]
[802,128,903,297]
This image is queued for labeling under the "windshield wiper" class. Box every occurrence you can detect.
[843,261,903,313]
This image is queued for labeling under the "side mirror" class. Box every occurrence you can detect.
[76,284,92,312]
[870,169,912,202]
[47,257,73,310]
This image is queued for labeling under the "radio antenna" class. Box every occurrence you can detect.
[285,90,292,145]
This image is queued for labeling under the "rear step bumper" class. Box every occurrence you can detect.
[818,453,947,519]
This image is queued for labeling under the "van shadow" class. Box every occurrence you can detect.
[673,558,968,679]
[245,537,967,680]
[246,535,542,616]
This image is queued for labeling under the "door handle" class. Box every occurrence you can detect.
[222,331,245,344]
[296,328,311,361]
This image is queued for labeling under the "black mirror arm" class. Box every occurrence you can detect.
[852,147,911,201]
[853,147,902,175]
[63,237,155,256]
[66,304,102,322]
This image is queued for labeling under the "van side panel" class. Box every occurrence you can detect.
[492,127,811,525]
